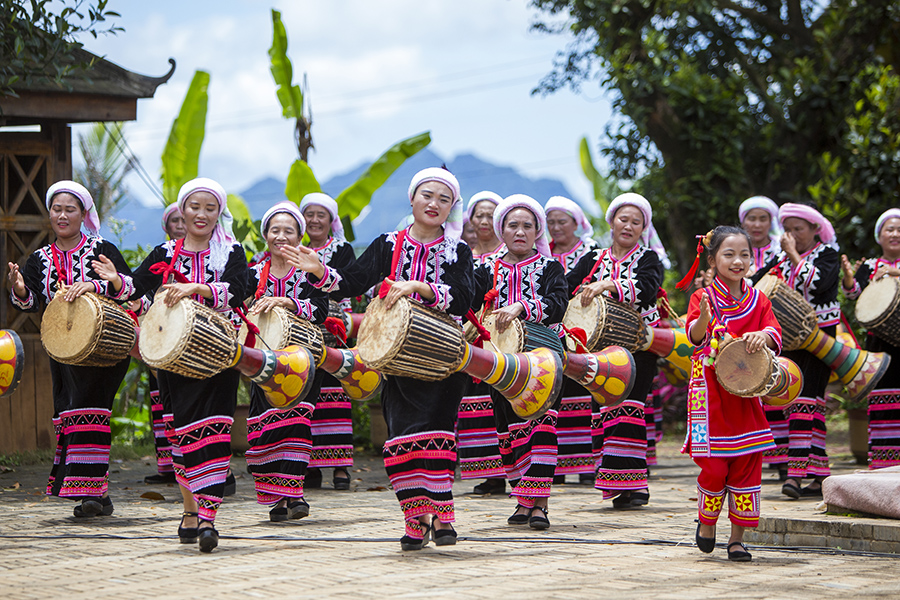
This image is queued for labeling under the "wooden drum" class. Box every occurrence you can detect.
[754,275,817,351]
[856,277,900,346]
[356,296,466,381]
[715,339,779,397]
[139,298,238,379]
[562,292,646,352]
[41,291,136,367]
[481,313,565,356]
[240,306,324,358]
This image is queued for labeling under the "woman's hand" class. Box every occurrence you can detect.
[781,232,801,265]
[282,245,325,278]
[579,280,614,306]
[743,331,770,354]
[160,282,205,307]
[63,281,96,302]
[874,263,900,281]
[492,302,525,333]
[91,254,123,292]
[382,279,431,309]
[7,262,26,299]
[249,296,294,314]
[840,254,860,288]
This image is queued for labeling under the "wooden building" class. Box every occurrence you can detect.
[0,49,173,453]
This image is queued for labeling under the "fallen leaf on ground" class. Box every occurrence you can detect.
[366,486,386,491]
[7,482,20,489]
[140,491,165,501]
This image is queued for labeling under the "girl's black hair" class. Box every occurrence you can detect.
[705,225,751,265]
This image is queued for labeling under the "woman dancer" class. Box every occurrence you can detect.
[130,178,250,552]
[566,193,665,508]
[299,193,357,490]
[9,181,134,518]
[289,167,474,551]
[752,202,840,498]
[457,190,507,495]
[545,196,599,484]
[472,194,567,528]
[842,208,900,469]
[738,195,787,480]
[245,201,329,521]
[685,226,782,562]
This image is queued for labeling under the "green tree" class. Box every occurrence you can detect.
[532,1,900,266]
[74,121,131,221]
[1,0,122,98]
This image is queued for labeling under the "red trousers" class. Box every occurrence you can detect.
[693,452,763,528]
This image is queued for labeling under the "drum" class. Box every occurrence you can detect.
[856,276,900,346]
[139,298,238,379]
[715,339,778,397]
[754,275,817,351]
[562,293,646,353]
[321,299,351,346]
[41,291,136,367]
[480,313,565,356]
[240,306,324,358]
[356,296,466,381]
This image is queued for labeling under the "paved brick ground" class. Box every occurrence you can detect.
[1,443,898,599]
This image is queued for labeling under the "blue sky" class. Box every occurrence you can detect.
[72,1,613,211]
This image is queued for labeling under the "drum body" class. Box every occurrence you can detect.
[754,275,817,351]
[563,293,646,352]
[856,277,900,346]
[357,296,465,381]
[481,313,564,356]
[241,306,324,358]
[715,340,778,397]
[41,292,136,367]
[139,298,238,379]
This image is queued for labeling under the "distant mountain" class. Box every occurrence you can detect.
[106,149,584,250]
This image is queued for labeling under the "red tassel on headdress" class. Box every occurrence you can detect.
[675,236,706,291]
[324,316,348,345]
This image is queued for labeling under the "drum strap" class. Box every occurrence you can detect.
[149,239,189,285]
[254,260,272,300]
[50,244,70,287]
[575,249,608,295]
[378,229,408,299]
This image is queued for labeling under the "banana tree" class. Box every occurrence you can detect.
[160,70,209,205]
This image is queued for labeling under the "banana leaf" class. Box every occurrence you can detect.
[269,9,303,119]
[228,194,265,258]
[336,131,431,222]
[161,70,209,205]
[284,159,322,205]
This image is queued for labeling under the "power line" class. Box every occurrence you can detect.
[101,122,167,205]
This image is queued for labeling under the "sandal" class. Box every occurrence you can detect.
[727,541,752,562]
[611,492,633,509]
[528,506,550,530]
[178,511,199,543]
[432,516,457,546]
[400,521,432,551]
[287,499,310,519]
[333,469,351,491]
[73,496,114,518]
[198,520,219,553]
[507,505,530,525]
[800,483,823,498]
[695,521,716,553]
[781,481,801,499]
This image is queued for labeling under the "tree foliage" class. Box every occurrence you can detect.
[74,121,131,221]
[160,70,209,205]
[1,0,122,98]
[532,1,900,265]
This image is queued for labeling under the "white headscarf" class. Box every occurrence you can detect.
[262,201,306,238]
[544,195,594,241]
[875,208,900,242]
[46,180,101,237]
[408,167,463,262]
[605,192,671,268]
[779,203,837,249]
[466,191,502,222]
[493,194,552,258]
[299,193,344,241]
[739,195,784,239]
[176,177,236,273]
[161,204,182,237]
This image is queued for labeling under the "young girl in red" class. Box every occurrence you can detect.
[682,226,782,562]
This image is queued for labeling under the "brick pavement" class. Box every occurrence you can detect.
[1,446,898,599]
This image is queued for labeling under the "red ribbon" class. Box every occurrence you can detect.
[378,229,408,299]
[465,309,492,349]
[254,260,271,301]
[50,244,70,288]
[148,239,189,284]
[657,287,670,319]
[324,316,348,345]
[561,324,589,353]
[235,305,261,348]
[575,249,608,296]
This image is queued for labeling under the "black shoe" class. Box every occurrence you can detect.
[611,492,633,509]
[178,511,199,543]
[269,506,289,522]
[305,468,322,489]
[528,506,550,530]
[287,499,310,519]
[696,522,716,553]
[400,522,431,551]
[553,474,566,484]
[727,541,752,562]
[333,469,351,491]
[507,506,530,525]
[144,472,176,485]
[578,473,595,485]
[198,522,219,553]
[630,490,650,506]
[800,484,823,498]
[781,481,801,499]
[73,496,114,518]
[223,472,236,497]
[432,516,457,546]
[473,479,506,495]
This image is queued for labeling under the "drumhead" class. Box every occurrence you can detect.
[139,299,192,365]
[715,339,772,397]
[856,277,899,327]
[755,274,780,297]
[41,293,101,362]
[357,296,409,365]
[563,294,604,351]
[481,312,524,355]
[242,308,288,350]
